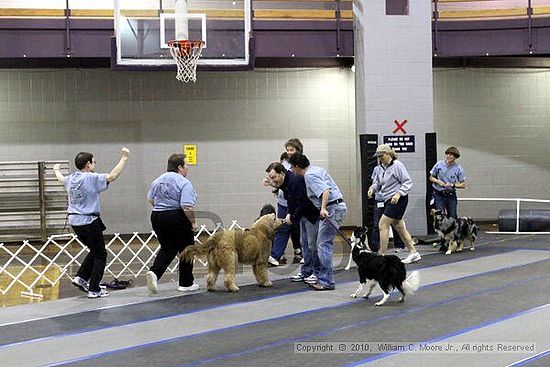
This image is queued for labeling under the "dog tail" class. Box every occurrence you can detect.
[470,218,479,237]
[181,235,218,262]
[402,271,420,296]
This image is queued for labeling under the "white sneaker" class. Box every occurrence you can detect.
[178,282,200,292]
[300,258,305,264]
[87,289,109,298]
[72,276,89,293]
[304,274,318,284]
[146,271,158,294]
[268,256,280,266]
[290,273,305,282]
[402,252,421,264]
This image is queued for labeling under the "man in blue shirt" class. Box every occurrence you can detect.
[53,147,129,298]
[429,146,466,218]
[146,153,198,294]
[288,153,347,291]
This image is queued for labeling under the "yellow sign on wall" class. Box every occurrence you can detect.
[184,144,197,165]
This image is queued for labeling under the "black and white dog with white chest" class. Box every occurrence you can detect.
[347,227,420,306]
[431,209,478,255]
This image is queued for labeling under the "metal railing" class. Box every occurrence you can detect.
[458,197,550,235]
[0,221,244,299]
[2,0,550,21]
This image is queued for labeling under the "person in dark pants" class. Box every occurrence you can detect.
[53,147,130,298]
[285,139,305,262]
[268,151,303,265]
[429,146,466,251]
[429,146,466,219]
[265,138,304,266]
[146,153,198,294]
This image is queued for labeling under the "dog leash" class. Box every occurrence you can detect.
[323,218,355,271]
[323,217,351,245]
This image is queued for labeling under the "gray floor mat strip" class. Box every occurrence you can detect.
[3,250,550,367]
[352,304,550,367]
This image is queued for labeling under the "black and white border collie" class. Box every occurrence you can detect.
[347,227,420,306]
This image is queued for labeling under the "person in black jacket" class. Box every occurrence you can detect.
[265,162,320,282]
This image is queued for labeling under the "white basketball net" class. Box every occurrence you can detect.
[168,40,205,83]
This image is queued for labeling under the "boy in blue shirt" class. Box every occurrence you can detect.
[53,147,129,298]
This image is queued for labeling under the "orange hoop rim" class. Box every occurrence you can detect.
[167,40,205,55]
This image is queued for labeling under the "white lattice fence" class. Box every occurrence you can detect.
[0,220,244,299]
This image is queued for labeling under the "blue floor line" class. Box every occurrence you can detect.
[505,348,550,367]
[344,303,550,366]
[40,271,550,367]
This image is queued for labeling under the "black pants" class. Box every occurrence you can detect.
[71,218,107,292]
[150,209,195,287]
[290,221,301,252]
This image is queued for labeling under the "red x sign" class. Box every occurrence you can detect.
[392,119,408,134]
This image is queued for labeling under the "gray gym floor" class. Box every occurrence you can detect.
[1,232,549,367]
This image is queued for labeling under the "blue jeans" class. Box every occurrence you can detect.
[299,217,320,277]
[271,204,291,260]
[433,190,458,218]
[316,202,347,289]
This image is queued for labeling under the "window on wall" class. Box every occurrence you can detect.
[386,0,409,15]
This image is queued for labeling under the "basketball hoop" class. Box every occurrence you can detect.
[167,40,205,83]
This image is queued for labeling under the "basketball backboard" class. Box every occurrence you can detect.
[113,0,252,69]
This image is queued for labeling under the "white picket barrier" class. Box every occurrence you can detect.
[0,220,245,299]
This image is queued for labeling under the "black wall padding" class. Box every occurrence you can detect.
[359,134,378,243]
[425,132,438,234]
[498,210,550,232]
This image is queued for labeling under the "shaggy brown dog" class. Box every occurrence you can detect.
[182,213,282,292]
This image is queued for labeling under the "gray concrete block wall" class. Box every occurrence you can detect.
[1,66,548,236]
[0,68,357,234]
[433,68,550,221]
